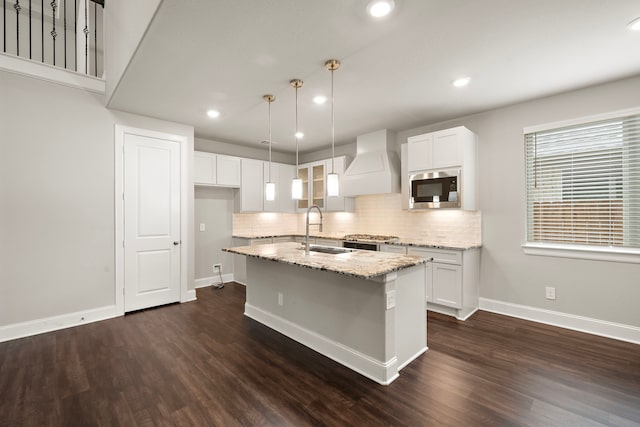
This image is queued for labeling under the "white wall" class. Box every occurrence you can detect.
[0,70,194,328]
[104,0,161,102]
[396,75,640,328]
[194,187,235,279]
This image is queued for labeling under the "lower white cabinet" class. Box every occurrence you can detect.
[315,238,342,247]
[407,247,479,320]
[380,244,407,254]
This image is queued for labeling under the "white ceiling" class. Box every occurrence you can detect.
[108,0,640,153]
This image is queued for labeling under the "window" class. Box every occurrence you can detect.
[525,112,640,253]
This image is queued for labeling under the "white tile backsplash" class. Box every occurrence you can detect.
[233,193,481,246]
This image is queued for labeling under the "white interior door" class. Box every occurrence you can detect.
[124,133,181,312]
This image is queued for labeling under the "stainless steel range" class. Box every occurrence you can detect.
[342,234,399,251]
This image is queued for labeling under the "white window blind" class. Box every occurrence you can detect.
[525,113,640,249]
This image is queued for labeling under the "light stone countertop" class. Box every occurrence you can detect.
[223,242,425,280]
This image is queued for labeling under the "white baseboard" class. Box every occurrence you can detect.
[427,304,479,321]
[185,289,197,302]
[194,274,234,289]
[0,305,121,343]
[244,303,399,385]
[479,298,640,345]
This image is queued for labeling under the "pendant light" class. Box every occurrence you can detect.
[291,79,304,200]
[325,59,340,198]
[264,94,276,202]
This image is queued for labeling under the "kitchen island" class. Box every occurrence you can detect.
[223,242,427,385]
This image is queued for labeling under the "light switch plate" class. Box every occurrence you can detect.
[199,223,205,232]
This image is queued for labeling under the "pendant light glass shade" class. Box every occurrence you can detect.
[326,59,341,198]
[327,173,339,197]
[291,178,303,200]
[264,94,276,202]
[265,181,276,201]
[291,79,304,200]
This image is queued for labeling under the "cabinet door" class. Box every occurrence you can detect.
[240,158,264,212]
[263,162,279,212]
[315,238,341,247]
[278,164,296,213]
[407,134,432,172]
[431,263,462,308]
[311,163,325,209]
[194,151,216,185]
[297,166,309,210]
[432,129,462,169]
[380,244,406,254]
[326,156,345,212]
[216,155,241,187]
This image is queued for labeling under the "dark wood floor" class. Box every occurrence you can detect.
[1,283,639,426]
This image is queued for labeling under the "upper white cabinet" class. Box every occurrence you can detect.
[235,158,264,212]
[217,155,241,186]
[407,126,476,173]
[263,162,296,213]
[194,151,241,187]
[407,133,432,173]
[406,126,478,210]
[297,160,325,211]
[296,156,354,212]
[325,156,355,212]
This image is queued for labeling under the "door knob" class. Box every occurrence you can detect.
[173,241,180,246]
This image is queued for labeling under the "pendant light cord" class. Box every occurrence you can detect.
[331,66,335,174]
[295,85,299,178]
[268,99,272,182]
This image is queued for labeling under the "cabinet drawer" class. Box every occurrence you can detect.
[407,248,462,265]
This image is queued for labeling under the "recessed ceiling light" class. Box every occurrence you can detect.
[628,17,640,31]
[367,0,395,18]
[452,77,471,88]
[295,131,304,139]
[207,109,220,118]
[313,95,327,104]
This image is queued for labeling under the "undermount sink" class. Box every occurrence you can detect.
[304,244,356,255]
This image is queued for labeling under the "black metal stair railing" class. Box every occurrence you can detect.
[2,0,104,77]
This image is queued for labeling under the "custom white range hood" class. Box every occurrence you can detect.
[342,129,400,196]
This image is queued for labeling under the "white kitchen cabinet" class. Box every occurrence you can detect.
[277,163,297,213]
[194,151,217,185]
[216,155,241,187]
[407,246,479,320]
[407,126,476,173]
[406,126,478,210]
[381,244,407,254]
[297,160,325,211]
[194,151,240,187]
[401,143,410,210]
[263,162,296,213]
[297,156,354,212]
[235,158,264,212]
[315,238,342,247]
[325,156,355,212]
[407,133,432,173]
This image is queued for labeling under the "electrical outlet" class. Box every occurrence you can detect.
[545,286,556,300]
[278,292,284,306]
[213,263,221,273]
[386,290,396,309]
[199,223,206,232]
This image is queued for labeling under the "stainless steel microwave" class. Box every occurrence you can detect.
[409,169,461,209]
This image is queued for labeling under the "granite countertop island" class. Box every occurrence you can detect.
[223,242,425,280]
[224,241,427,385]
